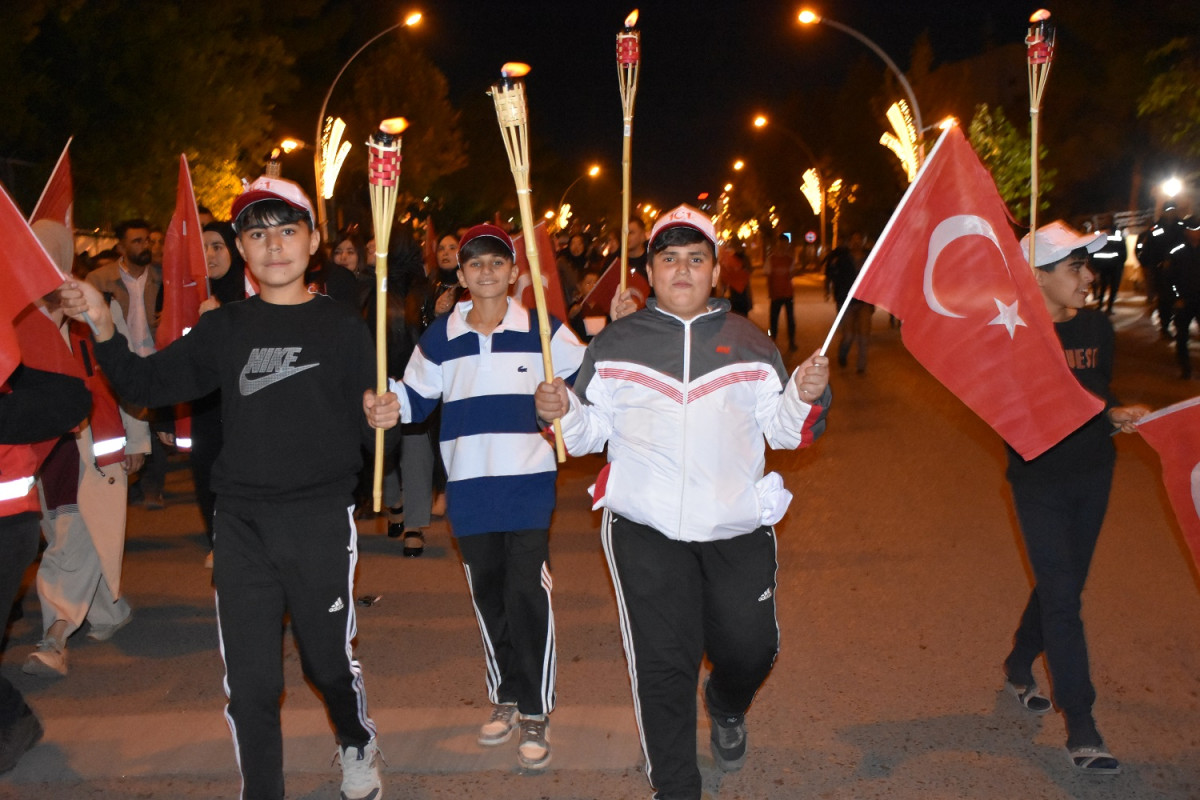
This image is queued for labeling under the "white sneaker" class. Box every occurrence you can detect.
[87,610,133,642]
[23,638,67,677]
[337,739,382,800]
[517,714,551,770]
[478,702,518,746]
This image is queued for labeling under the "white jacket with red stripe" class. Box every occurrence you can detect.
[560,299,830,542]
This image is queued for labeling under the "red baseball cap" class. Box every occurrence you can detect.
[230,176,316,232]
[649,204,719,256]
[458,223,516,263]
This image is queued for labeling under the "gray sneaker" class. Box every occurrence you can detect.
[22,638,67,678]
[478,702,518,746]
[337,740,382,800]
[516,714,551,770]
[87,611,132,642]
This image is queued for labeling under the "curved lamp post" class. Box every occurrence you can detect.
[313,10,422,237]
[798,9,924,163]
[556,164,601,215]
[753,114,826,257]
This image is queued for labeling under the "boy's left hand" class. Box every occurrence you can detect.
[364,389,401,430]
[794,351,830,404]
[1110,404,1150,434]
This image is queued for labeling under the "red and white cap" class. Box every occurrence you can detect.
[458,223,516,263]
[230,176,316,232]
[1020,220,1104,269]
[649,204,719,255]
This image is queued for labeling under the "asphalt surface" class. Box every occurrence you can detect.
[3,270,1199,799]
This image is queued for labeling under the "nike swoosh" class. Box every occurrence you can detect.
[239,363,320,396]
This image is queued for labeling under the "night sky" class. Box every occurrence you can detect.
[349,0,1043,205]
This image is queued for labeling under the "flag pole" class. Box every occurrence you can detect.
[818,126,956,355]
[366,117,408,512]
[1025,10,1055,267]
[491,62,565,462]
[616,10,641,294]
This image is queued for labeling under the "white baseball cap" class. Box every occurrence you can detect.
[649,204,720,256]
[231,176,316,232]
[1020,220,1104,269]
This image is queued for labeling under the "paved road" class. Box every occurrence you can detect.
[3,272,1199,799]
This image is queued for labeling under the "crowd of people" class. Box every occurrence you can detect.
[0,165,1185,800]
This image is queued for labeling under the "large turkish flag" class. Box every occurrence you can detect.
[849,126,1102,460]
[1137,397,1200,573]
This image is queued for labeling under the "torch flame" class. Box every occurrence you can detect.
[624,9,639,28]
[501,62,531,78]
[1029,8,1051,21]
[379,117,409,135]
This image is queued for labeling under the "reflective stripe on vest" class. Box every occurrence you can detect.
[92,437,127,458]
[0,476,36,502]
[175,437,193,449]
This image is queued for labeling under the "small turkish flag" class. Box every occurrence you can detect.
[31,138,74,230]
[1136,396,1200,573]
[849,125,1103,460]
[512,221,568,323]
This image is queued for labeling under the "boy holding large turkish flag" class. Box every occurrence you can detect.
[1002,221,1147,775]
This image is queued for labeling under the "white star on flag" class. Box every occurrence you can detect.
[987,298,1026,338]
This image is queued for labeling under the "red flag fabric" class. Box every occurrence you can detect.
[579,256,651,318]
[14,307,85,381]
[0,183,68,384]
[849,126,1103,460]
[31,138,74,230]
[157,155,207,351]
[157,155,206,452]
[512,221,568,323]
[1136,397,1200,572]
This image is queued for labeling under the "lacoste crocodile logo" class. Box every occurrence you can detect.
[238,347,320,396]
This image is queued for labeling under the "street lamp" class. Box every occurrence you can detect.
[753,113,826,258]
[313,10,423,237]
[797,9,924,162]
[266,138,307,177]
[556,164,602,220]
[733,159,745,171]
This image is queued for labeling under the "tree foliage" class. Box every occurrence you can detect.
[968,103,1054,224]
[1138,37,1200,158]
[326,36,467,228]
[0,1,333,227]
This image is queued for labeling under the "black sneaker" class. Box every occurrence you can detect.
[704,679,746,772]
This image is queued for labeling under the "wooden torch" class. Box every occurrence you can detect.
[367,116,408,511]
[490,62,566,462]
[1026,9,1055,268]
[617,9,641,293]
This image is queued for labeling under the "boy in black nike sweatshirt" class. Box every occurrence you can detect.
[61,176,400,800]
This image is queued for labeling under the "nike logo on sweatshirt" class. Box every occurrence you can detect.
[239,347,320,396]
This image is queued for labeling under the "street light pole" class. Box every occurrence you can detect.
[798,10,924,162]
[753,115,826,260]
[556,164,601,217]
[313,11,422,238]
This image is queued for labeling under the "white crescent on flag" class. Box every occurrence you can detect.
[924,214,1027,338]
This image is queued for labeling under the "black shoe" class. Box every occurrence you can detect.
[387,523,404,539]
[704,679,746,772]
[402,531,425,557]
[0,709,44,774]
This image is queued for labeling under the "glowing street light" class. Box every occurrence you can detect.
[733,159,745,171]
[798,8,924,162]
[880,99,919,183]
[313,9,423,236]
[1162,177,1183,199]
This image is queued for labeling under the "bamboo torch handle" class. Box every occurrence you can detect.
[620,128,632,294]
[373,251,388,512]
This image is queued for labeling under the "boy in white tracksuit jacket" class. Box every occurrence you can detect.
[535,205,831,800]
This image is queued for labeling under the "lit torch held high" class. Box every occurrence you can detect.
[367,117,408,511]
[617,9,641,293]
[1026,9,1055,268]
[490,62,565,462]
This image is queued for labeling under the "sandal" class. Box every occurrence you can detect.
[402,530,425,558]
[1067,745,1121,775]
[1004,680,1052,715]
